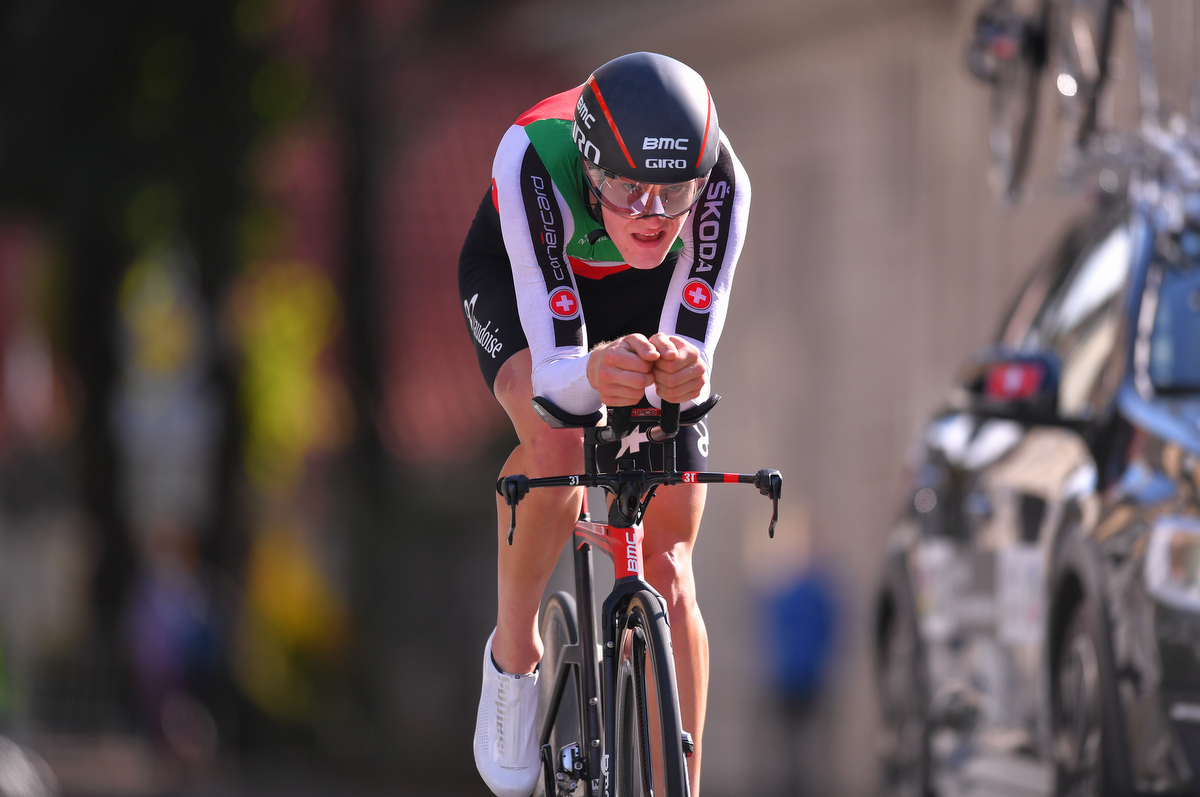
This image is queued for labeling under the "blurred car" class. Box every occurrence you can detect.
[875,197,1200,796]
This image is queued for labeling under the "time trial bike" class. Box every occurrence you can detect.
[498,396,782,797]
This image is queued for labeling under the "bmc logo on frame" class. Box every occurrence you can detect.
[548,288,580,319]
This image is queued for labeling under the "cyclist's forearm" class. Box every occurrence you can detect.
[530,354,599,416]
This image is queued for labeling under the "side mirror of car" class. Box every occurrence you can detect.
[962,347,1063,423]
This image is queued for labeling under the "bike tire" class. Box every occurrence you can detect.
[1049,0,1117,149]
[613,590,688,797]
[988,8,1046,201]
[536,592,582,797]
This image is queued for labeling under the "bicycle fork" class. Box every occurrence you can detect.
[586,502,684,797]
[539,515,676,796]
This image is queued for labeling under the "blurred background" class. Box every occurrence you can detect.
[0,0,1109,794]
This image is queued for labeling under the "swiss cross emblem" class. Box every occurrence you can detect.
[549,288,580,319]
[985,362,1043,400]
[682,279,713,312]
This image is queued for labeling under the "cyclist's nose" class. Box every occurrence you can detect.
[632,188,667,218]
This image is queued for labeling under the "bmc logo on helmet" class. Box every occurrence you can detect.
[572,120,602,166]
[643,137,689,151]
[646,158,687,169]
[576,96,596,130]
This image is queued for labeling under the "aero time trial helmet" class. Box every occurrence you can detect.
[573,52,719,219]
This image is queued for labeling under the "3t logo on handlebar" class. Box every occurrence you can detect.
[569,476,579,486]
[683,472,698,483]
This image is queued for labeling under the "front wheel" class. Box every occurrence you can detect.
[613,590,688,797]
[536,592,582,797]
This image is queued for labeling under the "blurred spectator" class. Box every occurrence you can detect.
[0,223,88,746]
[750,505,841,797]
[768,568,837,710]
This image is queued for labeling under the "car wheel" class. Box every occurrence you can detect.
[1052,604,1103,796]
[1050,590,1132,797]
[877,572,932,797]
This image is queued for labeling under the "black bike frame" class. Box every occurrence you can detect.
[502,398,782,797]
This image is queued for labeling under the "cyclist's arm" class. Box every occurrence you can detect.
[647,133,751,409]
[492,126,601,415]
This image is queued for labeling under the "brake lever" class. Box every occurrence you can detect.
[496,475,530,545]
[754,469,782,538]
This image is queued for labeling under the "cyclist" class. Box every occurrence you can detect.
[460,51,750,797]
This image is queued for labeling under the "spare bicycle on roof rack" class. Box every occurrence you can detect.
[967,0,1200,200]
[499,397,781,797]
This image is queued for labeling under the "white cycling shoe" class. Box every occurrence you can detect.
[474,630,541,797]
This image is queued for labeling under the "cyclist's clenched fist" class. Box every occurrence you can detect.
[586,333,708,407]
[647,333,708,404]
[586,334,659,407]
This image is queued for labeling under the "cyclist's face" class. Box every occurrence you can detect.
[601,205,689,270]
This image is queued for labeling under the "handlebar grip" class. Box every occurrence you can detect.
[659,401,680,438]
[609,405,633,441]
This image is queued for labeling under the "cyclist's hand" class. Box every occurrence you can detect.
[587,335,657,406]
[647,333,707,403]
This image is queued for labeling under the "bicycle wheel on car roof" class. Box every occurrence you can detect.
[972,1,1047,201]
[535,592,582,797]
[1050,0,1117,151]
[613,590,688,797]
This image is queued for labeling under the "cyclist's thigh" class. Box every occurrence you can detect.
[642,482,706,553]
[494,351,583,476]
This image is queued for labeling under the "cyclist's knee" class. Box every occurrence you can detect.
[493,350,532,412]
[522,427,581,477]
[644,547,698,612]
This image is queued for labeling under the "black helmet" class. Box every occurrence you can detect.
[572,52,719,185]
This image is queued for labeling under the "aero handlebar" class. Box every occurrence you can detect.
[498,395,782,544]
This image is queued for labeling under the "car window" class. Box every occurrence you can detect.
[996,206,1123,347]
[1025,219,1132,417]
[1149,262,1200,392]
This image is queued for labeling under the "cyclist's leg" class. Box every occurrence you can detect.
[492,348,584,675]
[459,189,583,676]
[640,481,708,797]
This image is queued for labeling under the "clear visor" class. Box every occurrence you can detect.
[582,160,708,219]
